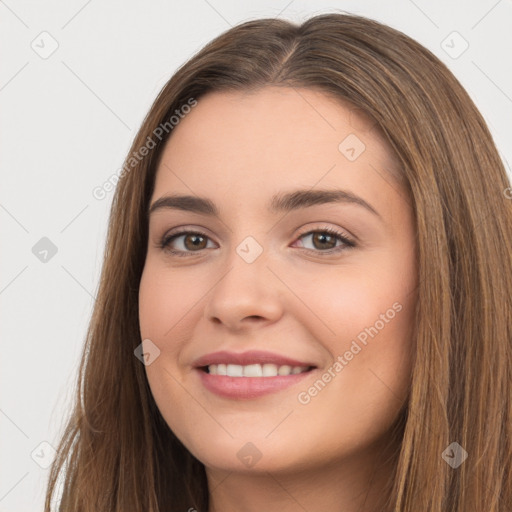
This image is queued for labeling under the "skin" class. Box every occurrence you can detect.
[138,86,418,512]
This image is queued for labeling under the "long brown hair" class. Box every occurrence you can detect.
[44,12,512,511]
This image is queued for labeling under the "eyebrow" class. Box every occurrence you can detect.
[148,189,382,220]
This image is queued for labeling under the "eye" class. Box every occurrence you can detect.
[158,226,356,257]
[159,230,215,257]
[293,227,356,253]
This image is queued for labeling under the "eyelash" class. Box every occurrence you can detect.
[158,226,356,257]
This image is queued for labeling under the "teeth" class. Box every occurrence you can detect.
[262,363,278,376]
[278,365,292,375]
[226,364,243,377]
[243,364,263,377]
[207,363,310,377]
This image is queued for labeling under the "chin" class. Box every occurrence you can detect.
[182,432,307,474]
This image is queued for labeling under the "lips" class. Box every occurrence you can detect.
[193,350,318,399]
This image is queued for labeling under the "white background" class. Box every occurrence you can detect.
[1,1,511,510]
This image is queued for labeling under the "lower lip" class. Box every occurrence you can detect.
[196,368,314,399]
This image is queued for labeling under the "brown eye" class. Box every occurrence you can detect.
[296,228,355,253]
[160,230,214,256]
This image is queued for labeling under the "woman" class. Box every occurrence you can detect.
[44,12,512,512]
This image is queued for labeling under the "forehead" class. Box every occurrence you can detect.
[152,86,402,211]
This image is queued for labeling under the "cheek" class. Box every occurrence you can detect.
[293,278,414,457]
[297,255,416,404]
[138,264,210,423]
[138,267,191,399]
[322,279,415,423]
[293,260,413,347]
[138,268,193,442]
[138,264,204,341]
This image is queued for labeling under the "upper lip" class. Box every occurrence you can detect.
[193,350,317,368]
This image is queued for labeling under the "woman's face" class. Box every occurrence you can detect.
[139,86,417,476]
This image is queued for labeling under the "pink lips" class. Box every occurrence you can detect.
[193,350,317,399]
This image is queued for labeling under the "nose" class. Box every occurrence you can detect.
[202,245,284,331]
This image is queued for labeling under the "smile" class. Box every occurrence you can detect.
[193,349,318,399]
[205,363,312,377]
